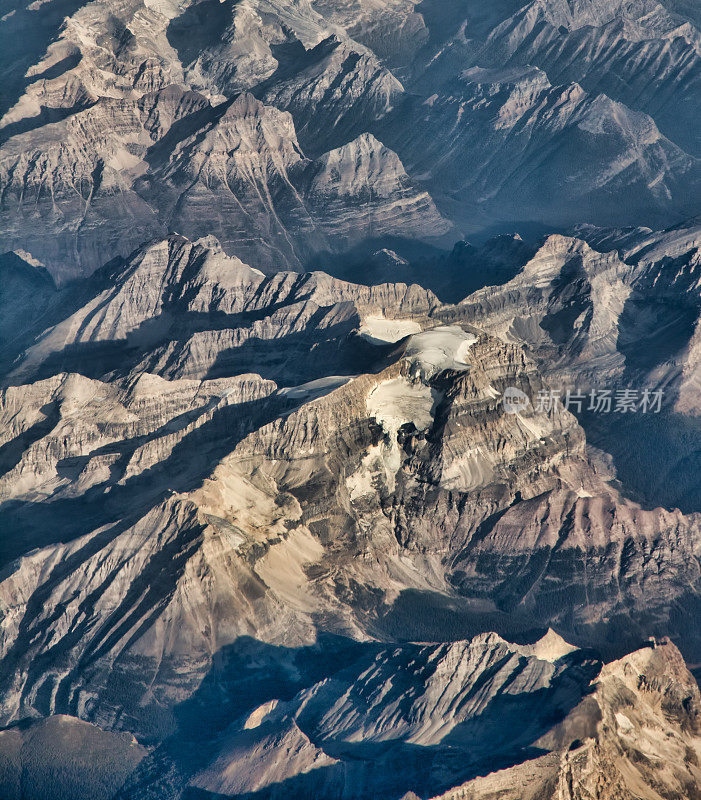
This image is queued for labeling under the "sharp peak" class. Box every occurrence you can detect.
[314,32,347,50]
[137,232,221,251]
[128,234,259,271]
[535,233,596,255]
[512,628,579,662]
[221,91,276,118]
[320,132,391,157]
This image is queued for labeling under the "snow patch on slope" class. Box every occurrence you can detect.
[404,326,478,378]
[367,377,438,435]
[359,315,422,345]
[356,377,440,494]
[279,376,353,403]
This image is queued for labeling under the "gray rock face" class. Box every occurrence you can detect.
[0,83,449,282]
[0,0,451,280]
[474,0,701,157]
[431,638,701,800]
[257,34,404,156]
[1,0,699,278]
[441,226,701,405]
[2,232,438,386]
[437,222,701,513]
[188,633,600,799]
[388,63,697,230]
[375,0,700,230]
[186,637,701,800]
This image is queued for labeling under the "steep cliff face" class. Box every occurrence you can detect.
[257,34,405,156]
[435,222,701,514]
[472,0,701,158]
[387,64,697,229]
[2,233,438,386]
[577,220,701,413]
[186,632,601,799]
[0,0,453,281]
[0,84,449,282]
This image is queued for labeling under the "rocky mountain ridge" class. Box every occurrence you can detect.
[1,0,699,278]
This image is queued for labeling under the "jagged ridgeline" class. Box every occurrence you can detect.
[0,0,700,798]
[1,0,699,282]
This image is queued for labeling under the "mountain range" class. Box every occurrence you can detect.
[0,0,700,797]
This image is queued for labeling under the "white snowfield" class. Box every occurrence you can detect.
[403,326,478,378]
[359,377,441,493]
[278,376,353,402]
[359,314,422,345]
[367,377,439,435]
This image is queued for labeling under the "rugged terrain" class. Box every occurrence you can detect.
[1,0,699,280]
[431,637,701,800]
[0,224,700,797]
[0,0,700,798]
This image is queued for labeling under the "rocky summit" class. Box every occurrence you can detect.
[0,0,699,798]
